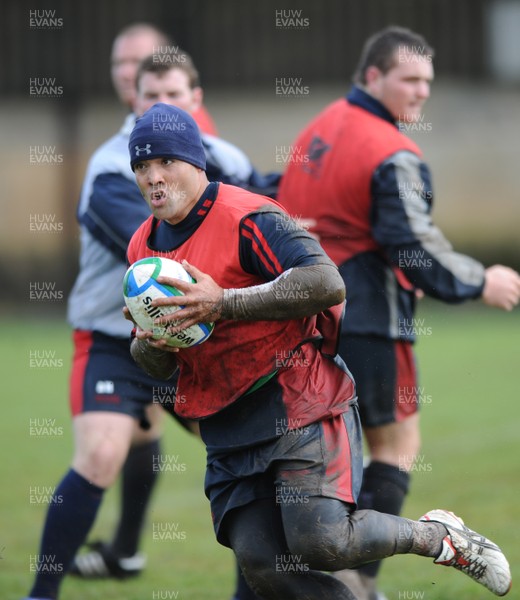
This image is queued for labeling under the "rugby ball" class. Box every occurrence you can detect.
[123,257,214,348]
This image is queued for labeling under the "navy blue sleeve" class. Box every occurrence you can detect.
[79,172,151,262]
[239,209,330,281]
[246,169,282,199]
[371,151,485,302]
[204,141,281,198]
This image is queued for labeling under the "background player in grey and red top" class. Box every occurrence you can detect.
[24,36,267,600]
[278,25,520,599]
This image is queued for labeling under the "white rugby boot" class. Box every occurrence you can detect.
[419,509,512,596]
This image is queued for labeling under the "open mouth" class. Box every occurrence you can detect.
[150,189,166,206]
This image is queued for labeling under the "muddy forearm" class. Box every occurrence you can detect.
[130,337,179,380]
[221,263,345,321]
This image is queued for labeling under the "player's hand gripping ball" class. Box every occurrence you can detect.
[123,257,214,348]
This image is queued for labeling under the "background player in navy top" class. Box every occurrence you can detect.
[125,103,512,599]
[278,26,520,599]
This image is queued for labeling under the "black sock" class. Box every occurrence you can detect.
[110,438,161,557]
[357,461,410,579]
[29,469,104,599]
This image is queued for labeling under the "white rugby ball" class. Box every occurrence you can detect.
[123,257,214,348]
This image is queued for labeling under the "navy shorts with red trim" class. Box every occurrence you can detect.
[338,334,418,428]
[205,406,363,547]
[69,330,180,429]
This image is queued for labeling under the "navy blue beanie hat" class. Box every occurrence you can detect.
[129,103,206,171]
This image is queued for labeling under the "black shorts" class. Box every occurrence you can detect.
[69,330,182,430]
[205,408,363,548]
[338,334,418,428]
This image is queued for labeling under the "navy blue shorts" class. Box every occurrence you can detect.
[205,407,363,547]
[338,334,418,428]
[69,330,181,429]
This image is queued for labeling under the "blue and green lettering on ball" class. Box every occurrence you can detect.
[123,257,214,348]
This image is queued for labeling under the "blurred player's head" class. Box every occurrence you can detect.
[354,26,435,123]
[134,53,203,117]
[111,23,172,109]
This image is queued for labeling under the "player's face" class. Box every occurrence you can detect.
[133,157,206,225]
[134,69,202,117]
[366,51,433,123]
[111,32,160,109]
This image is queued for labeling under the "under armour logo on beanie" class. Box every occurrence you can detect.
[129,103,206,171]
[134,144,151,156]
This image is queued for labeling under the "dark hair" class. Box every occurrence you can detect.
[353,26,434,84]
[136,51,201,90]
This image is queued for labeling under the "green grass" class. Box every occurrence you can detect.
[1,305,519,599]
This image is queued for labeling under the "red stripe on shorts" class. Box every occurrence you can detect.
[69,330,93,416]
[394,340,418,422]
[321,415,354,503]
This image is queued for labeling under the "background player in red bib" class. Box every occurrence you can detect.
[277,25,520,599]
[123,102,512,599]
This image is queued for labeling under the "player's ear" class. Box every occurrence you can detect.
[365,66,381,85]
[364,66,384,95]
[191,86,203,111]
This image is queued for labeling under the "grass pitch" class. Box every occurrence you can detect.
[1,303,518,599]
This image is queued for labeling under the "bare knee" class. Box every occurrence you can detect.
[72,412,135,487]
[365,413,421,471]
